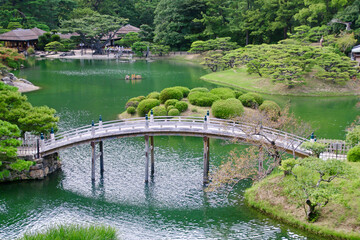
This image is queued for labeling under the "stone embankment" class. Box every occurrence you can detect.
[1,73,39,92]
[0,153,61,182]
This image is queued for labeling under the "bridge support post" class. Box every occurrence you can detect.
[145,135,149,183]
[203,136,210,185]
[99,141,104,175]
[91,141,96,181]
[150,136,154,177]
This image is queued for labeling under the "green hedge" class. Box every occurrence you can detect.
[165,99,179,108]
[234,90,247,98]
[126,106,136,115]
[175,101,188,112]
[211,98,244,119]
[146,91,160,99]
[190,87,209,94]
[168,108,180,116]
[9,159,34,172]
[125,96,146,108]
[173,86,190,97]
[259,100,281,114]
[137,99,160,116]
[167,105,176,112]
[239,92,264,108]
[209,87,236,100]
[348,146,360,162]
[149,106,167,116]
[159,87,183,103]
[188,92,220,107]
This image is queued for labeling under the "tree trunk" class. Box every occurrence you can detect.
[306,199,317,221]
[246,30,249,45]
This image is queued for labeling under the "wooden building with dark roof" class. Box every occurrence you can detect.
[104,24,141,46]
[0,28,46,51]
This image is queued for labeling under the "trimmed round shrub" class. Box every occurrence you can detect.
[210,88,236,100]
[168,108,180,116]
[211,98,244,119]
[259,100,281,114]
[159,87,183,103]
[175,101,188,112]
[188,92,220,107]
[348,145,360,162]
[173,86,190,97]
[148,106,167,116]
[346,125,360,146]
[146,91,160,99]
[190,87,209,94]
[234,90,247,98]
[167,105,176,112]
[126,106,136,115]
[137,99,160,116]
[239,92,264,108]
[27,47,35,55]
[125,96,145,108]
[165,99,179,108]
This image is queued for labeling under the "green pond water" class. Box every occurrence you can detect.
[0,59,359,239]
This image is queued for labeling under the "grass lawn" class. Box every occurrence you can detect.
[245,162,360,240]
[201,68,360,96]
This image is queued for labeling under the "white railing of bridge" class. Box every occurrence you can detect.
[31,116,310,156]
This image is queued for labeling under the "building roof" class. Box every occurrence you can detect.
[59,32,80,39]
[116,24,140,35]
[0,28,46,41]
[352,45,360,53]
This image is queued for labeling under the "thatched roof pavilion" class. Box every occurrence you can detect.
[103,24,141,45]
[0,28,46,51]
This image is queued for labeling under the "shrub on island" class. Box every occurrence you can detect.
[149,106,167,116]
[239,92,264,108]
[126,106,136,115]
[234,90,247,98]
[175,101,188,112]
[347,145,360,162]
[167,105,176,112]
[188,91,220,107]
[168,108,180,116]
[165,99,179,108]
[146,91,160,100]
[211,98,244,119]
[137,99,160,116]
[259,100,281,115]
[125,96,146,108]
[159,87,183,103]
[210,87,236,100]
[190,87,209,94]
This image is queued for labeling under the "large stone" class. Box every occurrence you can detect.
[19,78,34,85]
[1,77,10,82]
[7,73,15,80]
[29,170,44,179]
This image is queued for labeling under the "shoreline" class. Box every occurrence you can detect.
[13,81,40,93]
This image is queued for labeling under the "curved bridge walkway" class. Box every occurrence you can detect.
[21,116,311,184]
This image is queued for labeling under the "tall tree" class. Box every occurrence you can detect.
[60,12,127,54]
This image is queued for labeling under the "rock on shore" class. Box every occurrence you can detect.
[1,73,40,92]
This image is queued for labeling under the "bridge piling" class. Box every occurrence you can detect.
[203,136,210,184]
[145,135,149,183]
[150,136,154,177]
[99,141,104,175]
[91,141,96,181]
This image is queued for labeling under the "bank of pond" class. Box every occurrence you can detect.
[119,86,281,120]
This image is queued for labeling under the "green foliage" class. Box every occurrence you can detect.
[38,33,52,51]
[209,88,236,100]
[335,33,357,53]
[146,92,160,99]
[20,225,118,240]
[239,92,264,108]
[211,98,244,119]
[172,86,190,97]
[190,87,208,93]
[36,24,50,32]
[115,32,140,47]
[166,105,176,112]
[279,158,299,174]
[0,120,22,159]
[131,41,149,57]
[301,141,328,158]
[150,44,170,56]
[18,106,59,135]
[125,96,145,108]
[234,90,247,98]
[7,22,22,30]
[346,125,360,146]
[0,170,10,179]
[159,88,183,103]
[126,106,136,115]
[149,106,167,116]
[27,47,35,55]
[347,145,360,162]
[188,91,220,107]
[9,159,34,172]
[164,99,179,109]
[137,99,160,117]
[259,100,281,115]
[201,50,226,72]
[189,37,238,53]
[44,41,64,53]
[174,101,188,112]
[0,47,25,69]
[168,108,180,116]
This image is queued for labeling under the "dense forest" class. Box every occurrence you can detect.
[0,0,359,50]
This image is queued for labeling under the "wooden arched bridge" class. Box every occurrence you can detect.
[19,116,311,184]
